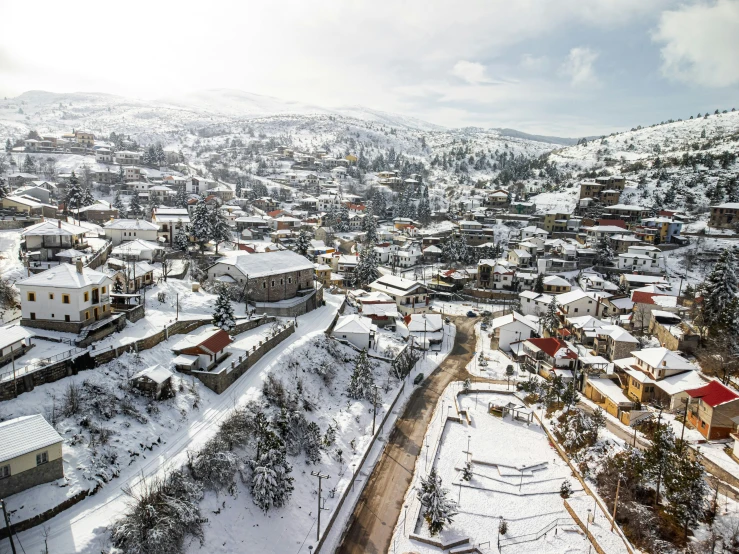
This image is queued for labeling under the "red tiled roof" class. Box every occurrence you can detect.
[631,291,661,305]
[267,209,284,218]
[686,380,739,408]
[598,219,626,228]
[525,338,577,359]
[199,329,233,354]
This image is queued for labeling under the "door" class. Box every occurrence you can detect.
[94,307,99,320]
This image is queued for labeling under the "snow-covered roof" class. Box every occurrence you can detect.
[21,219,87,237]
[543,276,570,287]
[597,325,639,343]
[111,239,163,256]
[556,290,593,306]
[104,219,159,231]
[633,347,697,372]
[212,251,314,279]
[0,326,34,350]
[370,275,424,295]
[587,379,632,405]
[132,364,173,384]
[0,414,63,464]
[490,312,538,332]
[172,354,199,366]
[333,314,373,335]
[361,303,400,317]
[407,313,443,332]
[17,263,111,288]
[655,371,706,396]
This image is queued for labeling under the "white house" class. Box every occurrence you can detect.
[110,239,164,261]
[556,290,600,317]
[331,314,375,350]
[395,242,423,268]
[520,226,549,240]
[21,219,89,262]
[369,275,430,315]
[103,219,160,246]
[399,313,444,349]
[16,261,113,332]
[490,312,539,351]
[617,245,665,272]
[518,291,553,317]
[151,208,190,246]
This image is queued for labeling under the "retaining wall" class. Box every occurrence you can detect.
[0,352,94,401]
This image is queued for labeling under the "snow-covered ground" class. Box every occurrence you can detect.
[467,321,524,381]
[390,384,620,554]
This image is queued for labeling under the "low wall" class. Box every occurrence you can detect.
[193,323,295,394]
[0,352,94,401]
[0,487,92,540]
[75,316,127,348]
[0,343,34,367]
[111,303,146,323]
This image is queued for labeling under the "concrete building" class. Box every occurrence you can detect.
[369,275,430,315]
[332,314,375,350]
[709,203,739,229]
[21,219,88,262]
[103,219,159,246]
[0,415,64,498]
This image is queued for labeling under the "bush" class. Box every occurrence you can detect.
[189,436,241,493]
[553,408,605,454]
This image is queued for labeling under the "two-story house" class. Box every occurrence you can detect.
[21,219,89,263]
[369,275,429,315]
[521,337,577,380]
[103,219,159,246]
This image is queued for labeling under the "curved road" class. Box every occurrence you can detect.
[337,316,477,554]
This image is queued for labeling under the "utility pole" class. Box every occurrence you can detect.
[680,397,690,451]
[611,478,621,532]
[1,499,17,554]
[310,471,330,542]
[371,385,379,435]
[176,292,179,321]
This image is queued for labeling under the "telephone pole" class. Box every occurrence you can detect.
[611,478,621,532]
[310,471,330,542]
[372,385,379,435]
[1,499,17,554]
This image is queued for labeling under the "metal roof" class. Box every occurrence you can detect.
[0,414,63,464]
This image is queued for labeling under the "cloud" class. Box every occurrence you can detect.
[653,0,739,87]
[561,47,600,86]
[520,54,548,71]
[450,61,492,84]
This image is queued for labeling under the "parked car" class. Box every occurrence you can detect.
[482,310,492,317]
[466,311,477,317]
[444,317,451,324]
[413,373,425,385]
[480,323,489,330]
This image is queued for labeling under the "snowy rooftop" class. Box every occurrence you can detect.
[0,415,63,464]
[21,219,87,237]
[213,250,314,279]
[633,347,697,371]
[104,218,159,231]
[18,263,110,288]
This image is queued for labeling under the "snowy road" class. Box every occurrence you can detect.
[15,295,342,554]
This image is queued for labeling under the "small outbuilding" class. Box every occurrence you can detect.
[130,365,174,399]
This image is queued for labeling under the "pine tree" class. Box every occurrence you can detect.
[113,189,127,218]
[212,290,235,331]
[129,192,143,217]
[703,248,739,326]
[354,243,380,287]
[0,177,9,200]
[362,202,377,244]
[295,229,311,256]
[250,433,294,512]
[22,154,36,173]
[113,278,124,294]
[664,455,708,538]
[118,165,125,184]
[155,143,165,166]
[543,297,560,334]
[534,273,544,293]
[174,223,190,253]
[594,236,614,266]
[337,203,350,232]
[462,461,473,482]
[174,187,188,208]
[417,467,457,536]
[208,205,232,254]
[64,172,92,214]
[190,197,212,251]
[347,349,375,400]
[644,424,676,505]
[417,186,432,225]
[235,176,243,198]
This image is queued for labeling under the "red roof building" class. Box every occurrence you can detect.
[686,380,739,439]
[522,337,578,378]
[172,328,233,371]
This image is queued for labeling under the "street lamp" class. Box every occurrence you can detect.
[403,503,409,534]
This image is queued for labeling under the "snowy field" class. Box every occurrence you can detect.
[467,321,525,381]
[391,386,605,554]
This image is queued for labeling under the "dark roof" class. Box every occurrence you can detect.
[687,380,739,408]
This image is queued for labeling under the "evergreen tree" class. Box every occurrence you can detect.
[417,186,432,225]
[174,223,190,253]
[295,229,311,256]
[644,424,676,505]
[534,273,544,294]
[174,187,188,208]
[703,248,739,326]
[212,290,235,331]
[354,243,380,287]
[664,455,708,538]
[594,236,614,267]
[190,197,212,251]
[362,202,377,244]
[337,203,350,232]
[543,297,560,334]
[235,176,243,198]
[113,189,127,218]
[347,349,375,400]
[250,433,294,513]
[417,467,457,536]
[155,143,166,165]
[118,165,125,184]
[0,177,9,200]
[64,172,94,214]
[22,154,36,173]
[129,192,143,217]
[462,461,473,482]
[113,278,124,294]
[208,205,232,254]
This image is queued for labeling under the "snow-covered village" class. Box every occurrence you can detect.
[0,3,738,554]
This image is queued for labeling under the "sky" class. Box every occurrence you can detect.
[0,0,737,136]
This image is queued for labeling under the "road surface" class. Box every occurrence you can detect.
[337,316,477,554]
[11,296,343,554]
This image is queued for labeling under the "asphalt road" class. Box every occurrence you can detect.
[337,316,478,554]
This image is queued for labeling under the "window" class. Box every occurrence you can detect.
[30,312,36,320]
[49,293,54,300]
[84,292,89,302]
[65,315,70,322]
[0,465,9,479]
[85,311,90,320]
[36,451,48,465]
[271,280,275,287]
[27,292,36,301]
[103,305,107,312]
[102,286,106,294]
[262,282,266,289]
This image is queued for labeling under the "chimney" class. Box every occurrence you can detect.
[58,219,62,228]
[76,258,83,274]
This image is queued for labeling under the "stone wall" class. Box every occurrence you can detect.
[0,343,34,367]
[111,302,146,323]
[0,457,63,498]
[20,318,86,333]
[0,352,94,401]
[193,323,295,394]
[75,316,127,348]
[0,487,91,540]
[0,218,37,230]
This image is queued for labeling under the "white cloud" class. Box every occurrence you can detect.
[653,0,739,87]
[520,54,548,71]
[450,61,492,84]
[561,47,600,86]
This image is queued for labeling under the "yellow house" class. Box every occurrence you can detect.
[0,414,64,498]
[584,378,633,418]
[345,154,358,165]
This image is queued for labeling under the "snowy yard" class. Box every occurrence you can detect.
[391,386,607,554]
[467,321,525,382]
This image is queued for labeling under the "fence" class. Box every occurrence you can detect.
[0,346,87,383]
[86,239,112,269]
[314,378,407,553]
[498,517,574,549]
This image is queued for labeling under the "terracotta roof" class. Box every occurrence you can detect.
[199,329,233,354]
[597,219,627,228]
[525,337,577,359]
[631,291,662,305]
[686,380,739,408]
